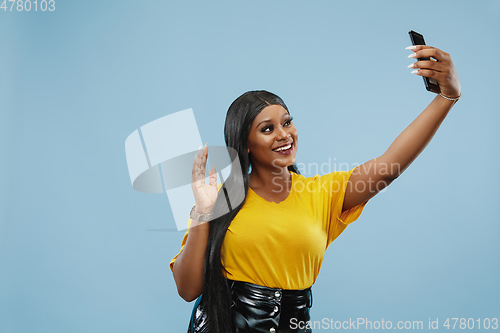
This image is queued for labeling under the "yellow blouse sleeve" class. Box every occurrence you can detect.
[323,166,368,248]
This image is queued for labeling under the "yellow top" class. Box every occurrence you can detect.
[170,167,368,289]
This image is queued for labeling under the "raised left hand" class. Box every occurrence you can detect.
[407,45,461,98]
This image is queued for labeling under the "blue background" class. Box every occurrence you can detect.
[1,0,499,332]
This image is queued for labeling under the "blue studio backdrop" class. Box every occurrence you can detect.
[1,1,499,332]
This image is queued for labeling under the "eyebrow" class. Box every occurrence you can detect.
[256,113,290,128]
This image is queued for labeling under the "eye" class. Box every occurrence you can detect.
[283,116,294,127]
[261,125,273,133]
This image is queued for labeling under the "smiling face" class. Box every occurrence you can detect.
[247,104,298,171]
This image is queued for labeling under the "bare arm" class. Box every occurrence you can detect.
[342,45,461,212]
[172,145,217,302]
[172,219,209,302]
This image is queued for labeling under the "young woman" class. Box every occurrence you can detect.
[170,44,461,333]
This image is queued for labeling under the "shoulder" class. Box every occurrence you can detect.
[291,170,350,183]
[291,169,355,194]
[290,171,326,195]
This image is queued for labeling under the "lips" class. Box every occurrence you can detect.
[272,142,293,155]
[272,142,293,152]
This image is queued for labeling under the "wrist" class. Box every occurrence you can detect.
[438,92,461,102]
[194,206,213,214]
[191,206,213,222]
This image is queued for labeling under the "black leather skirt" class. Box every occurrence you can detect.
[188,280,313,333]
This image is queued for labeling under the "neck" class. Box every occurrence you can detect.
[249,165,292,193]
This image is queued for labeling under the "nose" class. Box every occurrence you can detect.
[275,125,291,141]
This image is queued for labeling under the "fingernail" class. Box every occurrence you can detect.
[408,53,417,58]
[199,145,202,150]
[411,70,419,74]
[204,142,207,147]
[405,46,417,50]
[407,63,415,68]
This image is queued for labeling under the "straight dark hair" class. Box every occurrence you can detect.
[200,90,301,332]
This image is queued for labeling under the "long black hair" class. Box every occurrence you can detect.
[201,90,301,332]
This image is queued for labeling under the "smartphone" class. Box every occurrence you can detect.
[408,30,440,93]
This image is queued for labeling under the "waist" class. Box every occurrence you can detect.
[228,279,313,307]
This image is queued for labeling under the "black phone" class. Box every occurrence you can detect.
[408,30,440,93]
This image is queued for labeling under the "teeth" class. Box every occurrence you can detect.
[274,144,292,152]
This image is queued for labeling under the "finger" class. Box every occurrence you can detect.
[192,146,206,183]
[408,48,447,62]
[408,60,444,73]
[406,44,434,52]
[192,157,202,184]
[410,69,444,81]
[200,145,207,168]
[209,165,217,187]
[198,147,207,182]
[195,143,209,184]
